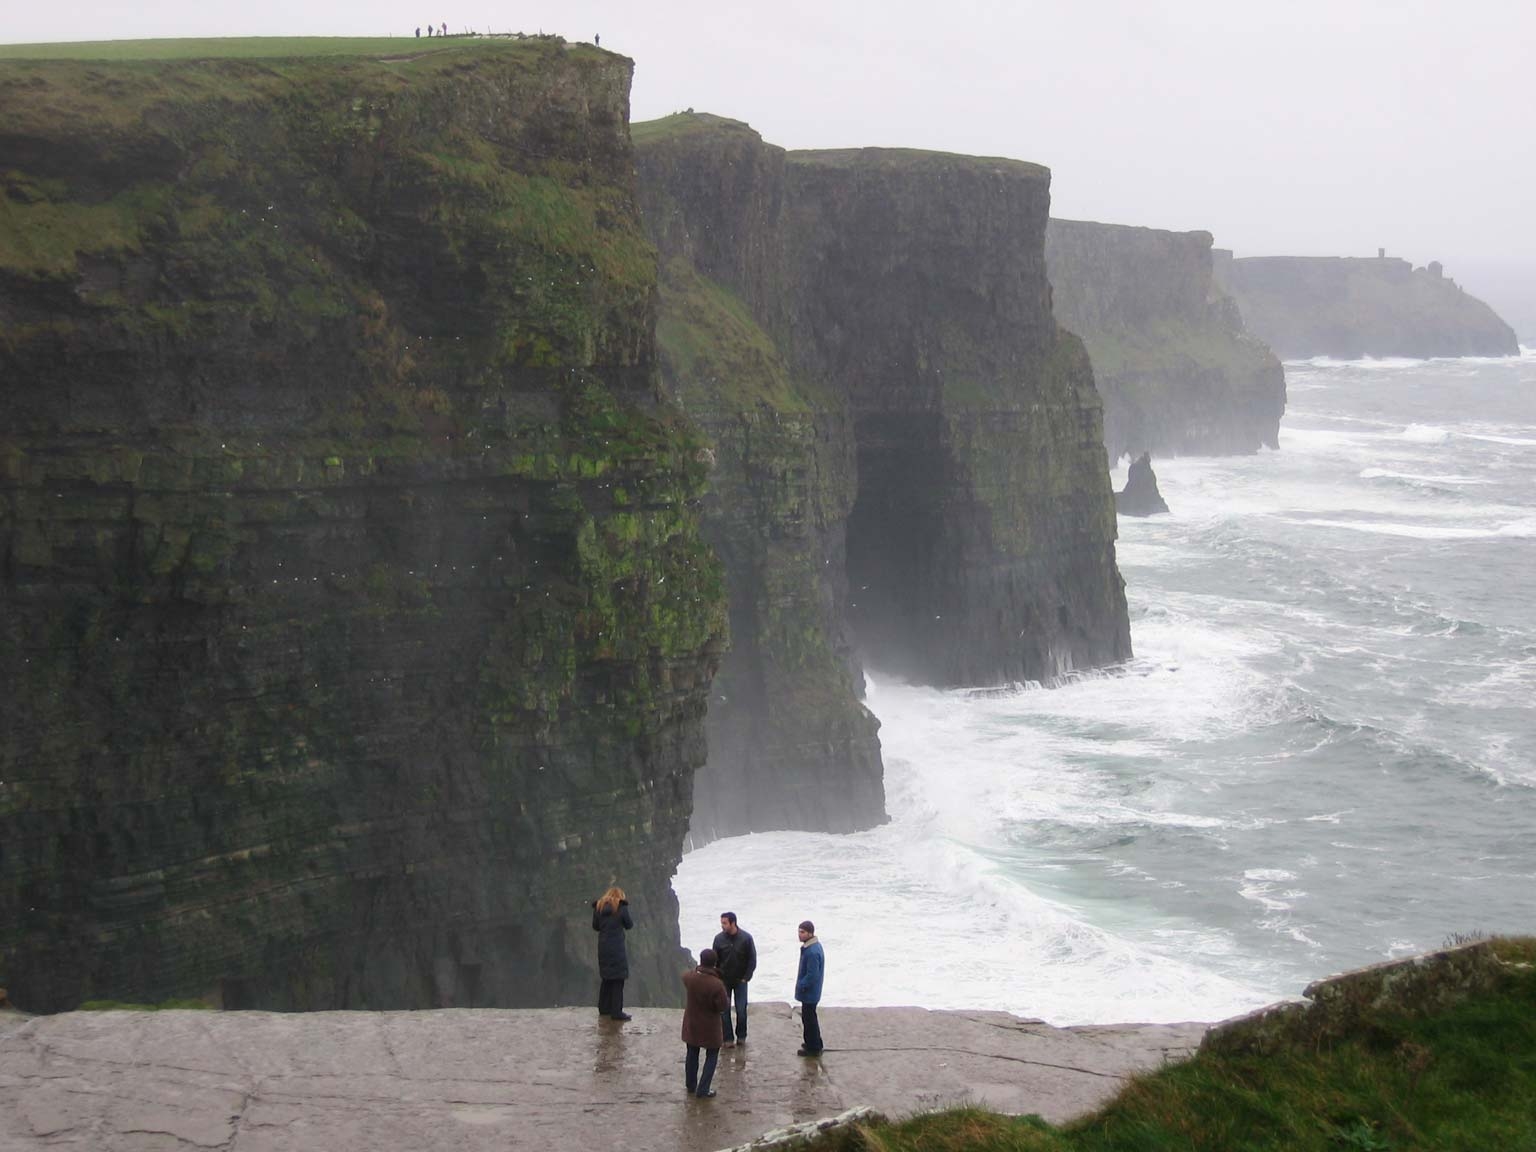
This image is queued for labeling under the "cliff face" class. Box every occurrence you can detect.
[1220,255,1520,359]
[635,118,884,841]
[1046,220,1285,458]
[634,116,1130,842]
[788,154,1130,686]
[0,42,726,1013]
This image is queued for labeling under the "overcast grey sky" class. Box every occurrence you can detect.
[7,1,1534,330]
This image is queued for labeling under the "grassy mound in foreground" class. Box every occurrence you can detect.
[818,938,1536,1152]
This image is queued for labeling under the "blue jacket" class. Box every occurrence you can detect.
[795,938,824,1005]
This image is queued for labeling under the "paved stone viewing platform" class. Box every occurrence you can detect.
[0,1001,1204,1150]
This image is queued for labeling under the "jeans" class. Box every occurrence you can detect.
[597,979,625,1017]
[800,1002,823,1054]
[685,1045,720,1095]
[720,982,749,1042]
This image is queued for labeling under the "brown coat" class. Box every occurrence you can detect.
[681,965,728,1047]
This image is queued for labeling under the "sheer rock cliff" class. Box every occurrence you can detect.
[636,116,1131,841]
[1217,254,1519,359]
[1046,220,1286,459]
[0,42,725,1013]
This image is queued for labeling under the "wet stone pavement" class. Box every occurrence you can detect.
[0,1002,1206,1150]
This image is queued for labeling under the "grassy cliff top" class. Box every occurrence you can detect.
[630,111,757,146]
[789,146,1049,182]
[813,936,1536,1152]
[0,35,601,62]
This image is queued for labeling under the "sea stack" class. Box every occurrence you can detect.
[1115,454,1171,516]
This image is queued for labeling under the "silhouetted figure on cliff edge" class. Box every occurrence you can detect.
[592,887,633,1020]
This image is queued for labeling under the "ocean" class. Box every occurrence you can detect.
[675,349,1536,1026]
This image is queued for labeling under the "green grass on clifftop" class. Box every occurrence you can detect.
[815,937,1536,1152]
[0,36,593,61]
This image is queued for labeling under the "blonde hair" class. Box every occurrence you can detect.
[596,886,626,915]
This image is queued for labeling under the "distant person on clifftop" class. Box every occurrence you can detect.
[592,887,633,1021]
[794,920,825,1057]
[712,911,757,1047]
[681,948,729,1098]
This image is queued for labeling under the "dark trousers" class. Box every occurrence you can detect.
[720,981,749,1042]
[800,1002,822,1054]
[684,1045,719,1095]
[597,978,625,1017]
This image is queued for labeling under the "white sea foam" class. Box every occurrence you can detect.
[1465,432,1536,446]
[679,352,1536,1026]
[1283,518,1514,540]
[1358,468,1487,485]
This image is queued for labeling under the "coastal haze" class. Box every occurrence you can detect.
[2,3,1533,1027]
[7,0,1535,326]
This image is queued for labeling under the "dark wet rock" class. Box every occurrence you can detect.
[1047,220,1285,458]
[0,1003,1205,1150]
[0,44,725,1014]
[635,117,1132,840]
[1220,255,1519,358]
[1115,454,1171,517]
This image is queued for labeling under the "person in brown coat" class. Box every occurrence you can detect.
[681,948,729,1098]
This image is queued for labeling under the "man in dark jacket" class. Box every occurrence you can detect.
[681,949,729,1098]
[794,919,825,1057]
[712,911,757,1046]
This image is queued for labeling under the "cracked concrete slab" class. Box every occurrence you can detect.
[0,1003,1205,1150]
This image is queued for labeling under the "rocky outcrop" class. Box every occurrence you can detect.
[1219,254,1520,359]
[0,42,726,1013]
[635,116,1131,839]
[1200,940,1508,1057]
[1115,453,1169,516]
[1046,220,1285,459]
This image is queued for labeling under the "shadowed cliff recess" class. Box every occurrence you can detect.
[0,39,726,1013]
[635,115,1132,843]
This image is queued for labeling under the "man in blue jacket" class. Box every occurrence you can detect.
[794,919,825,1057]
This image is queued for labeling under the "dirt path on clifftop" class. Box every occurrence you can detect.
[0,1003,1205,1150]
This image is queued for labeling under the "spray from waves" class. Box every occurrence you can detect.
[674,668,1289,1025]
[1281,517,1536,540]
[1359,468,1488,485]
[1286,356,1427,369]
[1464,432,1536,446]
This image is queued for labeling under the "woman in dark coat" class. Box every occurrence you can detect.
[592,886,633,1020]
[681,948,728,1098]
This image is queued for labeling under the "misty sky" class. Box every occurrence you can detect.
[6,1,1534,330]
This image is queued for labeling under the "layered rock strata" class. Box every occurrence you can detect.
[635,116,1130,840]
[1217,254,1520,359]
[1046,220,1286,459]
[635,117,883,841]
[0,41,725,1012]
